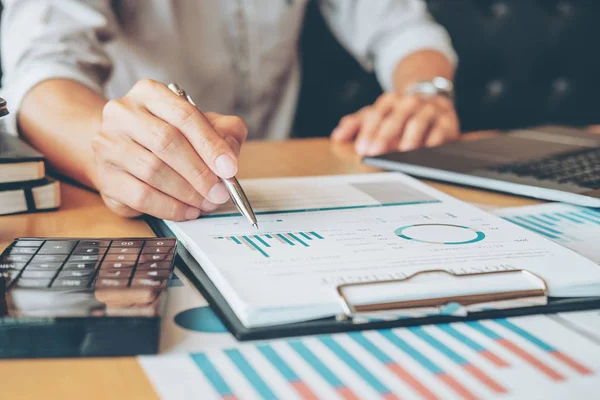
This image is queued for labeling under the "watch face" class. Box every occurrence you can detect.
[406,78,454,99]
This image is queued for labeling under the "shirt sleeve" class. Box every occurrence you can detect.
[0,0,117,135]
[319,0,457,93]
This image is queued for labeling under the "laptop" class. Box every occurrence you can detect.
[363,126,600,207]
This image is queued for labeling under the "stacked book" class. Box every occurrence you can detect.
[0,133,60,216]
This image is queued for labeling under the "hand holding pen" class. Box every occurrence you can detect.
[92,79,254,223]
[168,83,258,228]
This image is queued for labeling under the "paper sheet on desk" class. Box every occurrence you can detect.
[140,312,600,400]
[166,173,600,328]
[495,203,600,264]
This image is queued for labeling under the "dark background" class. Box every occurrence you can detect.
[294,0,600,138]
[1,1,599,137]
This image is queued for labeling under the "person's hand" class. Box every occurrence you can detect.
[91,79,248,221]
[331,92,460,156]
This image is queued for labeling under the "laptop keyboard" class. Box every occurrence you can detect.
[487,147,600,189]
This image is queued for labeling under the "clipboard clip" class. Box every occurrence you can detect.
[336,269,548,323]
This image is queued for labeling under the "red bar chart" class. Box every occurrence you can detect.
[141,315,600,400]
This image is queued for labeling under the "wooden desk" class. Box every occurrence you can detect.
[0,137,541,400]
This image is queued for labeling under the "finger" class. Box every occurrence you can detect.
[425,116,460,148]
[331,114,361,142]
[98,165,202,221]
[354,107,385,155]
[205,113,249,145]
[128,79,239,178]
[222,136,240,157]
[432,95,455,112]
[209,115,249,157]
[398,103,438,152]
[373,92,397,115]
[367,96,421,155]
[94,133,216,211]
[102,100,230,205]
[101,194,143,218]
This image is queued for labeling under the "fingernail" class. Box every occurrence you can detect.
[356,140,369,155]
[201,198,219,212]
[225,136,241,156]
[215,154,238,178]
[399,143,414,152]
[208,182,230,204]
[185,207,201,220]
[368,143,384,155]
[331,128,341,139]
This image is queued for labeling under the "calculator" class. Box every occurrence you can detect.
[0,237,177,358]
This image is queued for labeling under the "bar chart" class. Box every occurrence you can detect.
[499,204,600,242]
[212,231,325,258]
[141,315,599,400]
[497,203,600,264]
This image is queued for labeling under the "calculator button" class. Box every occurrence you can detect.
[52,278,89,289]
[14,279,51,288]
[0,262,27,270]
[98,269,132,278]
[73,246,107,256]
[131,278,167,289]
[139,253,173,262]
[79,240,111,247]
[95,278,129,288]
[27,262,63,270]
[107,247,141,255]
[141,246,172,254]
[3,254,33,263]
[104,254,138,262]
[111,240,144,247]
[137,261,172,270]
[100,261,136,269]
[21,270,57,279]
[31,254,67,263]
[57,270,94,278]
[134,270,171,279]
[8,247,38,255]
[68,255,100,262]
[145,239,176,247]
[63,262,98,271]
[38,241,76,254]
[13,240,44,247]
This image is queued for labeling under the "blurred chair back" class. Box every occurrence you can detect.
[293,0,600,137]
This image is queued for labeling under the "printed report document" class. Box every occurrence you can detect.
[166,173,600,328]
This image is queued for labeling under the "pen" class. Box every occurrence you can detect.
[167,83,259,229]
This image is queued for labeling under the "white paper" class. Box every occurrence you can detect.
[140,313,600,400]
[167,173,600,328]
[555,310,600,344]
[495,202,600,264]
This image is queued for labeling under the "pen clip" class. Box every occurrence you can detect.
[167,83,196,105]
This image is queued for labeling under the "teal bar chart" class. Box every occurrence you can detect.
[213,231,325,258]
[500,205,600,242]
[141,315,599,400]
[497,203,600,264]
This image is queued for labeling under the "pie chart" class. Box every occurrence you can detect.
[395,223,485,245]
[174,306,228,333]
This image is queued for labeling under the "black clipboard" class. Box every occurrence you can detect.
[147,217,600,341]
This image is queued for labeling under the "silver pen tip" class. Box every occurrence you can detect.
[253,223,259,230]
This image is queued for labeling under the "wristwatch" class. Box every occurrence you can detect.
[405,76,454,100]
